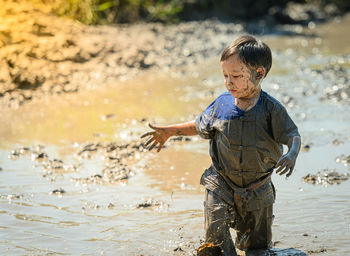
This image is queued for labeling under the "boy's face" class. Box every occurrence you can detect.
[221,54,263,99]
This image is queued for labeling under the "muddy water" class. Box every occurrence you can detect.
[1,17,350,255]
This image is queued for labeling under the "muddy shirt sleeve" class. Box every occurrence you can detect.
[271,103,300,145]
[195,99,217,140]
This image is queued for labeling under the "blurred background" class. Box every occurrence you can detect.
[26,0,350,24]
[0,1,349,255]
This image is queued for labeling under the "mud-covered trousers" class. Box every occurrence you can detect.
[204,189,274,255]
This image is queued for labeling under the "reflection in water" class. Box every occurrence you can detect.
[0,72,213,146]
[1,16,350,255]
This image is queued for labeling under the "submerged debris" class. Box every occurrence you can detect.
[301,143,311,152]
[50,188,66,195]
[319,63,350,104]
[72,164,134,185]
[307,248,327,254]
[102,166,132,182]
[136,198,169,210]
[9,146,47,161]
[170,136,192,142]
[31,152,48,161]
[0,194,24,200]
[107,203,115,209]
[335,154,350,166]
[9,149,20,159]
[7,135,164,189]
[302,169,350,185]
[76,143,100,158]
[332,139,344,145]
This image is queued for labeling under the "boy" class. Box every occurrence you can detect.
[141,35,301,255]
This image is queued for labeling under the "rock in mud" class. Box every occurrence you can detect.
[302,169,350,185]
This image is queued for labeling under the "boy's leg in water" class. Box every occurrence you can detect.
[204,189,237,256]
[234,204,274,250]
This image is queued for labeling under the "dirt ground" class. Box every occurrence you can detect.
[0,0,246,109]
[1,1,348,109]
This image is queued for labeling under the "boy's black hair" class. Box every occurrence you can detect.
[221,35,272,77]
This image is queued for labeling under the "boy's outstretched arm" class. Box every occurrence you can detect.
[275,136,301,177]
[140,121,198,152]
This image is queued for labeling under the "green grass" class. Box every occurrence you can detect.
[30,0,183,24]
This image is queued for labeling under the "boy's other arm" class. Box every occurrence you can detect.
[140,121,198,152]
[275,135,301,177]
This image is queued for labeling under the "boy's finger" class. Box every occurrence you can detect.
[286,165,295,177]
[148,141,158,151]
[148,123,157,130]
[141,132,153,138]
[157,142,164,152]
[275,161,287,173]
[275,166,283,174]
[145,138,155,147]
[279,166,290,175]
[276,157,286,167]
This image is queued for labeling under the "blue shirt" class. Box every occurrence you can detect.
[196,90,300,188]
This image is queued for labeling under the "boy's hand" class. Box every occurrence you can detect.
[275,152,297,177]
[140,123,171,152]
[276,136,301,177]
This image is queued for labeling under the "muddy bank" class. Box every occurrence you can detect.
[0,0,241,108]
[2,0,349,109]
[181,1,344,24]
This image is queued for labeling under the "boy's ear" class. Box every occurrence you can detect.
[256,67,266,79]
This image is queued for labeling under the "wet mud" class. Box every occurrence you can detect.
[0,2,350,256]
[2,0,349,110]
[319,63,350,103]
[8,133,195,196]
[0,0,243,108]
[302,169,350,185]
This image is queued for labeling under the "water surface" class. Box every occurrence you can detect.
[0,17,350,255]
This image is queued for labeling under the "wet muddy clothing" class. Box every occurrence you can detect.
[202,166,275,254]
[195,91,299,253]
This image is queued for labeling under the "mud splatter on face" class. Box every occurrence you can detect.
[248,67,259,86]
[221,54,263,100]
